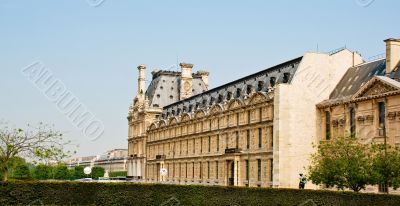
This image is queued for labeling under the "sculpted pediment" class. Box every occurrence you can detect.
[352,76,400,99]
[248,92,268,105]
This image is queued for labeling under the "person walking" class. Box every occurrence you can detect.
[299,173,307,189]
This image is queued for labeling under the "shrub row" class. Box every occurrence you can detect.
[1,181,400,206]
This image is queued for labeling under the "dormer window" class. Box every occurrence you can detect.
[227,92,232,100]
[246,85,253,94]
[236,88,242,98]
[270,77,276,87]
[218,95,223,103]
[257,81,264,91]
[210,97,215,105]
[283,73,290,83]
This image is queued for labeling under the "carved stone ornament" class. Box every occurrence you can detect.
[332,120,339,127]
[388,112,397,120]
[357,116,365,122]
[360,82,396,98]
[365,115,374,121]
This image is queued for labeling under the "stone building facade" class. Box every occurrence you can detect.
[317,38,400,192]
[127,48,363,188]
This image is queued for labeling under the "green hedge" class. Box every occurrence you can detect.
[109,171,127,177]
[1,181,400,206]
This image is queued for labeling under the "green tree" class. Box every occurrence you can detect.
[0,157,26,179]
[308,136,373,192]
[53,164,69,180]
[91,167,105,180]
[371,144,400,193]
[68,169,75,180]
[0,122,72,181]
[33,164,52,180]
[12,164,31,180]
[73,166,85,179]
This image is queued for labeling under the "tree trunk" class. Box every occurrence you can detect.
[3,168,8,182]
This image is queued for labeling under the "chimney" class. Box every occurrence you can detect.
[179,63,193,100]
[137,64,146,100]
[197,70,210,90]
[384,38,400,74]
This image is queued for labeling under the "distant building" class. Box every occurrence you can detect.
[68,149,128,175]
[127,48,363,188]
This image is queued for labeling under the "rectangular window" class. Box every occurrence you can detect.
[350,108,356,138]
[246,160,249,181]
[269,128,273,148]
[248,111,251,124]
[259,108,262,122]
[325,111,331,140]
[379,102,385,128]
[246,130,250,149]
[236,131,239,149]
[208,136,211,153]
[200,137,203,153]
[270,159,273,182]
[186,162,188,178]
[237,113,240,125]
[207,161,210,179]
[193,139,195,154]
[173,163,175,178]
[257,159,262,181]
[217,135,220,152]
[192,162,195,179]
[226,135,229,149]
[379,183,388,193]
[216,161,219,179]
[258,128,262,148]
[200,162,202,180]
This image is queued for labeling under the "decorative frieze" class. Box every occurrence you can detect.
[332,120,339,128]
[365,115,374,122]
[357,116,365,122]
[388,112,397,120]
[339,118,346,127]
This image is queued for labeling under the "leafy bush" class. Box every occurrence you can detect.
[73,166,85,179]
[12,164,31,180]
[91,167,105,180]
[33,164,52,180]
[109,171,127,177]
[1,182,400,206]
[53,164,69,180]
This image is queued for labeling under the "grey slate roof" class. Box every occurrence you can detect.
[162,57,303,118]
[145,71,207,109]
[318,58,400,107]
[329,59,386,100]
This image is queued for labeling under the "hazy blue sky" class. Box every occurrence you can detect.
[1,0,399,157]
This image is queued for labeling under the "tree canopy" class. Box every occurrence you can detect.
[309,136,400,193]
[0,122,72,181]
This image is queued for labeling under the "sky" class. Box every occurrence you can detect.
[0,0,399,157]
